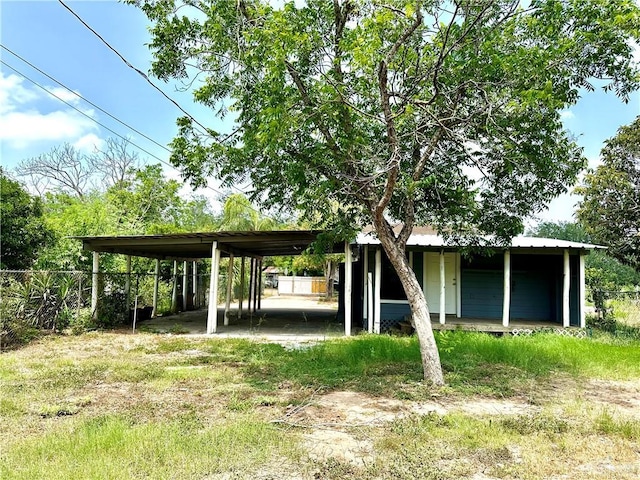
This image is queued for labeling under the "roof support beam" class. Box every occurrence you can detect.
[563,249,570,327]
[579,253,586,329]
[502,250,511,328]
[207,242,220,334]
[224,254,234,326]
[344,242,353,337]
[91,251,100,321]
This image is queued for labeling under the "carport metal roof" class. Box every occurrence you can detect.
[75,230,338,260]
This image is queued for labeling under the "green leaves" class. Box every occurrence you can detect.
[577,117,640,271]
[134,0,639,245]
[0,170,54,270]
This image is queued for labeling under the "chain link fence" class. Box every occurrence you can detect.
[0,270,214,349]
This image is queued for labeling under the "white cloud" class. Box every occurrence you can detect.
[560,109,575,121]
[48,87,82,104]
[73,133,105,152]
[0,109,97,148]
[0,73,38,113]
[0,71,97,148]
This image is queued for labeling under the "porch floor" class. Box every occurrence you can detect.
[429,315,562,333]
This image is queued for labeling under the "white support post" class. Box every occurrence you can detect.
[363,246,369,322]
[456,253,462,318]
[247,258,253,314]
[91,251,100,320]
[563,249,570,327]
[257,259,262,310]
[422,252,428,297]
[207,242,219,334]
[224,254,234,326]
[125,255,132,307]
[439,250,446,325]
[367,273,374,334]
[152,259,160,317]
[171,260,179,313]
[193,261,198,309]
[579,253,586,329]
[239,257,245,319]
[344,242,352,336]
[502,250,511,327]
[182,261,189,311]
[374,248,382,334]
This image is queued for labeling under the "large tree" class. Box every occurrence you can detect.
[0,169,54,270]
[132,0,640,384]
[577,116,640,271]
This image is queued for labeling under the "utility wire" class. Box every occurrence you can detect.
[56,0,214,136]
[2,60,273,222]
[54,0,250,195]
[1,43,171,155]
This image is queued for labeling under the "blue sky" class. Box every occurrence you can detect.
[1,0,639,224]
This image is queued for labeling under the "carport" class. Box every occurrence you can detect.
[76,231,353,335]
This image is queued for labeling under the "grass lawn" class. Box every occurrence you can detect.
[1,331,639,479]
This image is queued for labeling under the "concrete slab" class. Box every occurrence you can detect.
[137,294,344,342]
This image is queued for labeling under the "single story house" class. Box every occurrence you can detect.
[340,227,599,334]
[77,227,599,335]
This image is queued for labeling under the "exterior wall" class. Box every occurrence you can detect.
[356,245,584,331]
[278,276,326,295]
[380,302,411,330]
[461,254,561,322]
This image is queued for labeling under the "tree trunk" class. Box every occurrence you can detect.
[376,228,445,385]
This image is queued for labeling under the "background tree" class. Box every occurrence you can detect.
[577,116,640,272]
[0,169,54,269]
[133,0,640,384]
[16,143,93,198]
[16,137,140,197]
[527,220,640,290]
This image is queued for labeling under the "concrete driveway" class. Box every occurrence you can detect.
[137,294,344,342]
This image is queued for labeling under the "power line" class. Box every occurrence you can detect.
[56,0,215,136]
[1,60,171,164]
[0,43,171,155]
[2,60,273,221]
[54,0,251,199]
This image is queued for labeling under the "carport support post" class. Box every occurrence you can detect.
[563,249,570,327]
[125,255,132,309]
[171,261,179,314]
[579,252,586,329]
[257,259,262,310]
[363,245,369,327]
[502,249,511,327]
[183,261,189,311]
[152,259,160,317]
[344,242,352,336]
[248,258,254,314]
[374,248,381,334]
[91,251,100,320]
[439,250,446,325]
[238,257,245,319]
[192,261,198,309]
[207,242,220,334]
[224,254,234,326]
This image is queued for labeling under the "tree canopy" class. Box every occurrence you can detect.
[0,169,54,270]
[577,116,640,272]
[132,0,640,384]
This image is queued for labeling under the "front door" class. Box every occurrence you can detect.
[424,252,457,314]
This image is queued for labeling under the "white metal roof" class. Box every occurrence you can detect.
[355,232,603,250]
